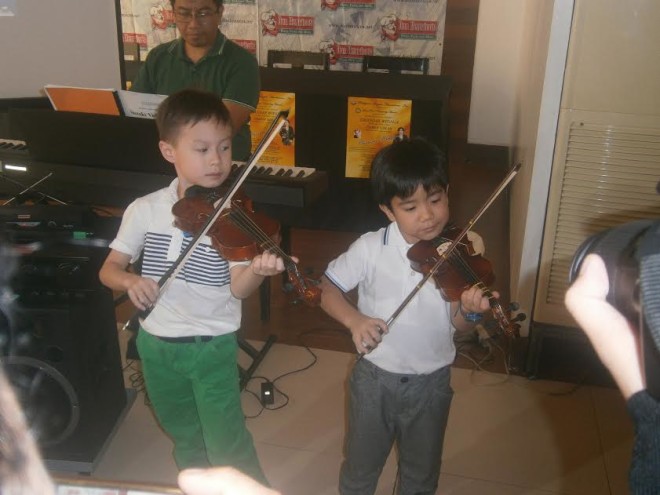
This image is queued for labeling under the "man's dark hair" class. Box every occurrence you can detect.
[156,88,231,143]
[370,137,448,207]
[170,0,223,7]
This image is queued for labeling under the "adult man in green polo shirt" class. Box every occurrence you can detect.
[132,0,259,161]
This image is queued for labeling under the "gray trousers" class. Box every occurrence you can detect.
[339,359,453,495]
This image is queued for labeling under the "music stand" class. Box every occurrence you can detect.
[267,50,330,70]
[362,55,430,75]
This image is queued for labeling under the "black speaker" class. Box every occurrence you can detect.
[1,242,128,473]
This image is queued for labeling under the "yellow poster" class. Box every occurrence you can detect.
[345,97,412,178]
[250,91,296,167]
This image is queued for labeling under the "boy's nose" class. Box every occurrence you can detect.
[209,149,225,166]
[209,158,224,173]
[419,203,434,220]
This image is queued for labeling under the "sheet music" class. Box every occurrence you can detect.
[117,90,167,119]
[43,85,166,119]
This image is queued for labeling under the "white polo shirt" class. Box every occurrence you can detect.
[109,179,246,338]
[325,221,457,374]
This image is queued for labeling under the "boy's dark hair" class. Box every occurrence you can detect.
[170,0,223,7]
[370,137,448,207]
[155,88,231,143]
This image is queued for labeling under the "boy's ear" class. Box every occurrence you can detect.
[159,140,176,164]
[379,204,396,223]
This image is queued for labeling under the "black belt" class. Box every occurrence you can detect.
[155,335,214,344]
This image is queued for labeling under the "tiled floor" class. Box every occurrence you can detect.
[63,334,634,495]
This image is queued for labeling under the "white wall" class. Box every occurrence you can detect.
[509,0,573,336]
[0,0,121,98]
[468,0,526,146]
[467,0,571,335]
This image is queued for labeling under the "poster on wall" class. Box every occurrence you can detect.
[118,0,446,73]
[120,0,177,61]
[250,91,296,166]
[256,0,446,74]
[345,96,411,178]
[222,0,260,56]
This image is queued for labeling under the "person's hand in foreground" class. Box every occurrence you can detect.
[178,467,281,495]
[564,253,644,399]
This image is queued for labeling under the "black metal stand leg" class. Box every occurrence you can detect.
[280,224,291,285]
[525,325,544,379]
[259,278,270,321]
[234,224,294,389]
[238,335,277,390]
[237,276,276,389]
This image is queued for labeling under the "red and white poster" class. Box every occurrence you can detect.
[221,0,260,56]
[120,0,446,73]
[120,0,177,61]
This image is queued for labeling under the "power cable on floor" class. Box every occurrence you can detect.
[243,327,351,417]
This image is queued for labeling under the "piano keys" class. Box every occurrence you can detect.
[0,139,29,153]
[230,162,327,208]
[0,139,328,209]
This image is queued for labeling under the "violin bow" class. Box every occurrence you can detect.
[384,163,521,328]
[120,110,289,322]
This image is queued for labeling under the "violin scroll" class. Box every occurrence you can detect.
[488,298,525,338]
[285,265,322,307]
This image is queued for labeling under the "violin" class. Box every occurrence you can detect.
[172,186,322,307]
[407,225,519,337]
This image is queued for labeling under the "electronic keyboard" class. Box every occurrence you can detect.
[0,139,328,208]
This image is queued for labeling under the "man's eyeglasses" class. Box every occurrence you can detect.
[174,9,219,23]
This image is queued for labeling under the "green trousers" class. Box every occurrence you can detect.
[137,330,267,483]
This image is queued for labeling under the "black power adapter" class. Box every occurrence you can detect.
[260,382,274,406]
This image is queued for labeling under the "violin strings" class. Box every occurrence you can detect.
[434,236,495,300]
[438,242,478,286]
[443,249,512,332]
[229,208,281,251]
[228,206,318,299]
[228,206,296,269]
[447,251,497,303]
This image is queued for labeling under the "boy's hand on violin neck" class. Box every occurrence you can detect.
[349,315,388,354]
[250,251,294,277]
[461,285,498,314]
[126,276,159,311]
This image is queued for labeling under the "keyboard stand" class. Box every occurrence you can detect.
[237,223,295,389]
[238,281,276,390]
[259,278,271,321]
[238,333,276,390]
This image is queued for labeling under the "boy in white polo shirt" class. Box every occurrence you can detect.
[320,138,493,495]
